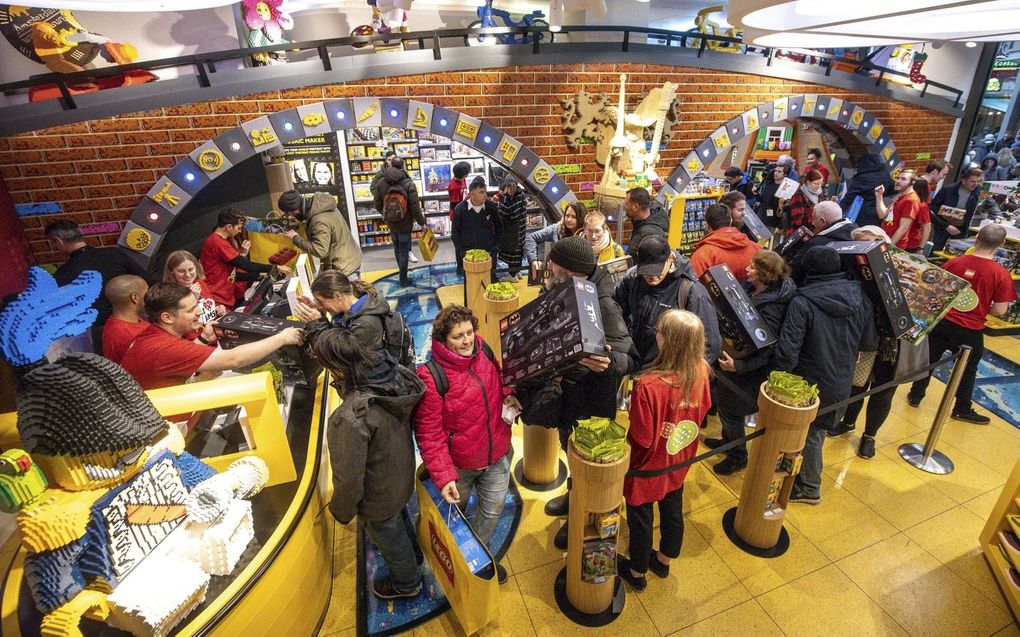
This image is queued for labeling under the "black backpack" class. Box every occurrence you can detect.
[379,310,415,367]
[426,341,496,397]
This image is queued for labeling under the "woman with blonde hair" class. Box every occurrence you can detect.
[524,201,583,278]
[619,309,712,590]
[163,250,224,325]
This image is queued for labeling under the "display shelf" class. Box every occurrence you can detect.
[980,458,1020,621]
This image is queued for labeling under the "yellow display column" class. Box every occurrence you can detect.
[520,425,563,486]
[723,382,818,556]
[554,442,629,625]
[463,255,491,316]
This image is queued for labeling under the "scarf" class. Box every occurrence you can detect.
[591,231,611,255]
[800,183,821,205]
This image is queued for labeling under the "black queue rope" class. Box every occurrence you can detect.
[624,350,962,479]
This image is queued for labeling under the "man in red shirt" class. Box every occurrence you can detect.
[908,224,1018,423]
[199,207,273,309]
[102,275,150,364]
[121,283,303,390]
[805,147,830,183]
[690,204,761,280]
[876,169,922,250]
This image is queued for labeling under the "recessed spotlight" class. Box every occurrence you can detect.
[521,158,529,166]
[184,172,195,182]
[483,135,491,143]
[230,142,241,151]
[879,138,885,144]
[283,122,293,131]
[337,111,346,119]
[842,110,849,116]
[551,186,559,193]
[965,41,977,48]
[550,24,561,32]
[732,127,739,133]
[148,212,159,221]
[389,109,399,117]
[702,149,709,156]
[439,118,448,126]
[818,104,825,111]
[792,104,799,110]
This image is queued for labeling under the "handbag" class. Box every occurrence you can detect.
[418,226,439,262]
[852,350,878,387]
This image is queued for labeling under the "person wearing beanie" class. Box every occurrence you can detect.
[524,235,638,549]
[279,189,363,276]
[774,245,877,504]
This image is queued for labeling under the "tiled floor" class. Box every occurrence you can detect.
[319,330,1020,637]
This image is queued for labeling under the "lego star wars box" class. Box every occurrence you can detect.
[829,241,914,338]
[500,276,607,385]
[699,264,776,353]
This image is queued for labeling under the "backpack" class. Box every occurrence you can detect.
[379,310,415,367]
[381,183,408,225]
[676,277,695,310]
[425,341,496,397]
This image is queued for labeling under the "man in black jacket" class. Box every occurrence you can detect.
[838,153,896,227]
[535,236,639,547]
[451,178,502,276]
[929,167,983,252]
[372,157,425,286]
[45,219,149,354]
[624,187,669,256]
[774,246,878,504]
[786,201,858,285]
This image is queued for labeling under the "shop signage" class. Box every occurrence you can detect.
[552,163,580,174]
[197,149,224,172]
[915,152,931,160]
[125,228,152,251]
[80,222,121,236]
[14,202,62,217]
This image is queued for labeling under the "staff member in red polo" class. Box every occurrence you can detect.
[199,207,276,309]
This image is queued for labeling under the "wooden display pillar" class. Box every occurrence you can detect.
[463,256,491,316]
[522,425,561,484]
[480,292,517,361]
[724,382,818,557]
[555,442,628,624]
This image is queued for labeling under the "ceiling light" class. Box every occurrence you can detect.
[965,41,978,47]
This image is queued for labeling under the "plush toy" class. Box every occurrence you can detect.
[241,0,294,65]
[0,268,269,637]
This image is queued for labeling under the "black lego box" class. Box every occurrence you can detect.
[829,241,914,338]
[698,264,776,353]
[214,311,305,348]
[597,255,633,287]
[500,276,607,385]
[777,225,813,258]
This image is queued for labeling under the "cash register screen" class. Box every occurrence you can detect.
[240,276,276,315]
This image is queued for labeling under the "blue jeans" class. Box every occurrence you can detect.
[455,449,512,547]
[363,507,422,593]
[794,418,836,498]
[392,231,412,279]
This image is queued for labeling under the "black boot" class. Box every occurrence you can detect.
[544,493,569,517]
[554,521,568,550]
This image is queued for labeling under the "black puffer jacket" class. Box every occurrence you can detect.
[715,277,796,416]
[613,252,723,368]
[372,166,425,233]
[774,273,878,417]
[328,353,426,523]
[626,204,670,256]
[839,154,895,228]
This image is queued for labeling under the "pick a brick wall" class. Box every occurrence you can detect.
[0,63,957,266]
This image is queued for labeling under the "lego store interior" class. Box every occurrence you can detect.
[3,1,1020,636]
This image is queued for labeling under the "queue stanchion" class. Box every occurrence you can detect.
[898,346,971,475]
[724,381,818,557]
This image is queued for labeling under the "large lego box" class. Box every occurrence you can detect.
[888,247,977,344]
[214,311,304,348]
[699,264,776,353]
[500,276,607,385]
[829,241,914,338]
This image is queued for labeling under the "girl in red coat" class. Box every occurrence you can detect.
[619,309,712,590]
[413,305,520,584]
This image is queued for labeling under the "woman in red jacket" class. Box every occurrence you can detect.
[413,305,520,583]
[619,309,712,590]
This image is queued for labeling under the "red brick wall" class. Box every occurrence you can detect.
[0,63,957,266]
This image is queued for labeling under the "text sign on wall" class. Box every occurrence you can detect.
[552,164,581,175]
[14,202,63,217]
[80,222,121,236]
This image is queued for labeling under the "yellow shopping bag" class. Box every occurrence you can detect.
[416,467,498,634]
[247,227,304,268]
[418,226,439,262]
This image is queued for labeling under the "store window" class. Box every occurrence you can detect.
[961,41,1020,169]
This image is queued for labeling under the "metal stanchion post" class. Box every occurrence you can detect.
[898,346,972,475]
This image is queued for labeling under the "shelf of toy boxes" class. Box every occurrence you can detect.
[338,127,545,249]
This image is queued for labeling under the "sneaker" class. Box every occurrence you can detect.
[907,393,923,407]
[712,457,747,476]
[554,522,568,550]
[408,252,419,263]
[648,553,670,579]
[496,563,508,585]
[788,489,821,505]
[544,493,569,517]
[828,422,856,438]
[952,409,991,425]
[616,556,647,591]
[858,436,876,459]
[703,437,724,450]
[372,577,422,600]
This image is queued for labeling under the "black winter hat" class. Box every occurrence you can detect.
[278,190,302,213]
[802,245,842,277]
[548,235,596,276]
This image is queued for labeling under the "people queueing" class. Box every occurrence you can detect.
[618,309,711,591]
[119,282,303,390]
[929,167,983,252]
[785,169,824,236]
[101,275,150,364]
[720,190,758,242]
[838,153,895,227]
[689,203,761,280]
[525,201,582,278]
[624,187,670,256]
[614,235,722,368]
[582,210,626,263]
[787,200,858,285]
[309,328,427,600]
[908,224,1018,423]
[278,190,363,277]
[706,251,796,475]
[495,176,528,282]
[372,157,426,287]
[45,219,149,354]
[451,177,502,276]
[775,246,878,504]
[199,206,275,309]
[413,305,519,584]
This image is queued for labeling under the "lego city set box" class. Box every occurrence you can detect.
[500,276,607,385]
[698,264,776,354]
[829,241,914,338]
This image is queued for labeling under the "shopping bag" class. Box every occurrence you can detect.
[415,467,498,634]
[418,226,439,262]
[246,217,306,268]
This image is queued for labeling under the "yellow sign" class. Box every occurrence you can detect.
[869,124,883,140]
[197,150,223,172]
[302,113,325,127]
[498,139,519,162]
[455,119,479,141]
[685,154,703,175]
[826,102,841,119]
[357,102,379,123]
[151,182,179,207]
[882,146,893,160]
[249,127,276,146]
[773,98,788,121]
[711,129,731,150]
[803,95,817,115]
[412,107,429,128]
[126,228,152,251]
[533,167,551,184]
[850,109,865,127]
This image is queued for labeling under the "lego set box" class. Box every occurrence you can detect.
[829,241,914,338]
[888,247,977,343]
[500,276,607,385]
[597,255,633,287]
[699,264,776,353]
[214,311,304,348]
